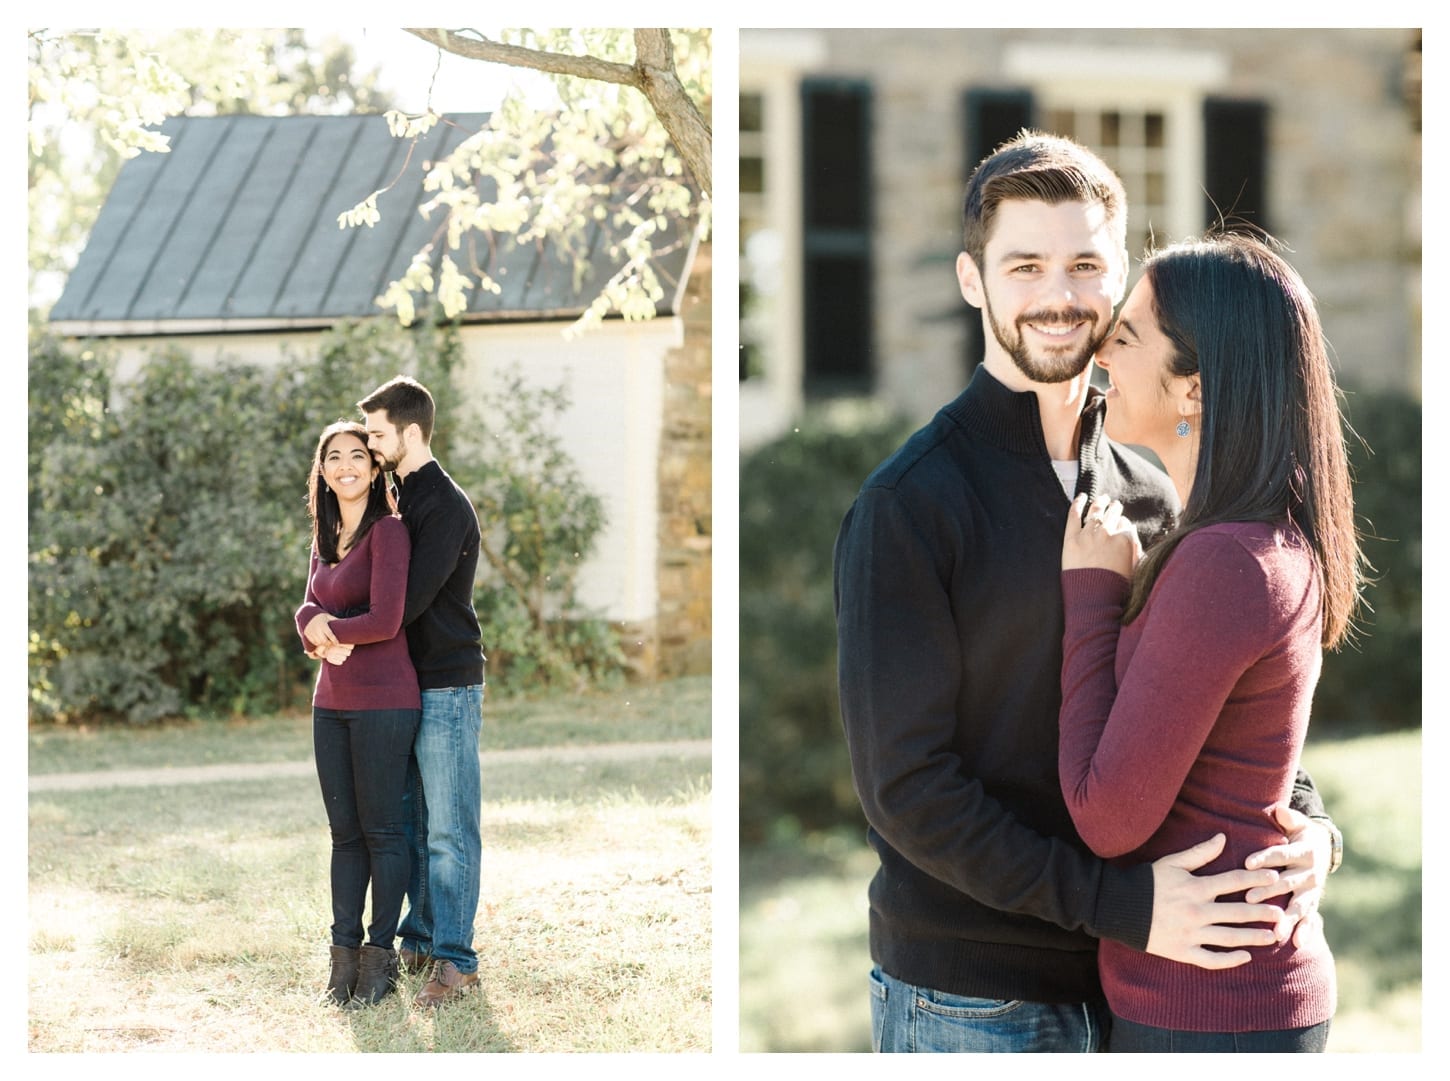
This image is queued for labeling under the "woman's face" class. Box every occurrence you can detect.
[319,431,378,507]
[1094,275,1187,452]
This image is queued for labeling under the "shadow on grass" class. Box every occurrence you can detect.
[344,984,517,1052]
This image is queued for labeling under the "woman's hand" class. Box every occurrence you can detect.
[308,642,354,666]
[1063,493,1142,578]
[304,612,340,648]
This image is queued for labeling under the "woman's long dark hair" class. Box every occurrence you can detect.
[307,420,396,564]
[1123,233,1364,649]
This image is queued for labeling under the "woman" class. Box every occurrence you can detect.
[1058,234,1363,1052]
[295,420,420,1007]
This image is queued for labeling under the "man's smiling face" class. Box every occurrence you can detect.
[963,197,1127,386]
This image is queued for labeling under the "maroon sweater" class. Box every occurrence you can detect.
[1059,521,1335,1032]
[295,514,420,712]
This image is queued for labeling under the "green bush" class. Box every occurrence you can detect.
[1314,384,1421,732]
[28,319,622,724]
[739,410,916,844]
[453,367,625,694]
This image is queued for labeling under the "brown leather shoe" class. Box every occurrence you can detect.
[399,945,433,975]
[413,960,479,1008]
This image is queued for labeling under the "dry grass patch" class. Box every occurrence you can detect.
[30,733,710,1052]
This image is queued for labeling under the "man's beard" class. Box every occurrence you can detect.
[373,448,404,472]
[984,289,1106,384]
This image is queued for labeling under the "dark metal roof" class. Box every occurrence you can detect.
[49,113,700,335]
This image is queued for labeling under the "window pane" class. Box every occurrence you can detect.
[741,156,764,195]
[1045,107,1075,138]
[1146,170,1165,205]
[1101,109,1121,147]
[1145,112,1165,148]
[741,92,764,134]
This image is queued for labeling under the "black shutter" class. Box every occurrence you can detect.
[1203,98,1270,236]
[962,89,1034,377]
[801,78,872,395]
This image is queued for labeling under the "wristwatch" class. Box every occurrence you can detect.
[1312,816,1344,875]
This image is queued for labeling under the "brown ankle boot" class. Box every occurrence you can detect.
[349,944,399,1007]
[326,945,359,1005]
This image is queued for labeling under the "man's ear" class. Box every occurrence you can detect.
[956,251,985,310]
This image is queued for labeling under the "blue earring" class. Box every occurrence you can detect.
[1176,419,1191,438]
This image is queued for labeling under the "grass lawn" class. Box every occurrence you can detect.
[740,728,1421,1053]
[28,675,711,776]
[27,677,711,1052]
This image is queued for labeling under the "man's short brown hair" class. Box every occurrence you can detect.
[358,375,435,444]
[962,131,1128,271]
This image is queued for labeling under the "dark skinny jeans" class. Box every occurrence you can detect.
[1110,1015,1331,1053]
[312,706,420,949]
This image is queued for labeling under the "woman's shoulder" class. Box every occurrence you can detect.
[371,513,410,545]
[1170,521,1314,602]
[1180,520,1306,562]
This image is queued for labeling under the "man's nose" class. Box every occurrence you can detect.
[1039,267,1077,302]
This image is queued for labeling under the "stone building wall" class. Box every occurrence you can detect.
[791,28,1419,420]
[655,242,713,678]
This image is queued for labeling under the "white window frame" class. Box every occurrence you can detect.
[1004,43,1229,275]
[739,31,825,451]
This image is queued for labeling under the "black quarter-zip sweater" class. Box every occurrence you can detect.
[834,365,1325,1004]
[397,459,485,690]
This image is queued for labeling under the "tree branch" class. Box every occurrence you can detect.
[403,28,642,88]
[403,27,711,198]
[631,29,711,198]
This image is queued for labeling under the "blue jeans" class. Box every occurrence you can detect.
[398,684,484,974]
[870,966,1111,1052]
[312,707,420,949]
[1109,1015,1331,1052]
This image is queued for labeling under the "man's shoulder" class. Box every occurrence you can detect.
[404,462,476,512]
[860,410,963,495]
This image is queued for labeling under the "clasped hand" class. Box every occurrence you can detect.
[304,612,352,666]
[1147,806,1330,970]
[1063,493,1141,578]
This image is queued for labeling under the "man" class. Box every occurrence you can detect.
[358,375,486,1008]
[833,132,1340,1053]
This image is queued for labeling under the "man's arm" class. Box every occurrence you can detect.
[838,488,1155,944]
[836,486,1284,961]
[401,493,471,627]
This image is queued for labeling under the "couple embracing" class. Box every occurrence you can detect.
[295,376,485,1010]
[835,133,1363,1053]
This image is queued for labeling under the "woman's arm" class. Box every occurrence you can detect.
[1058,532,1272,857]
[321,517,413,645]
[294,549,327,651]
